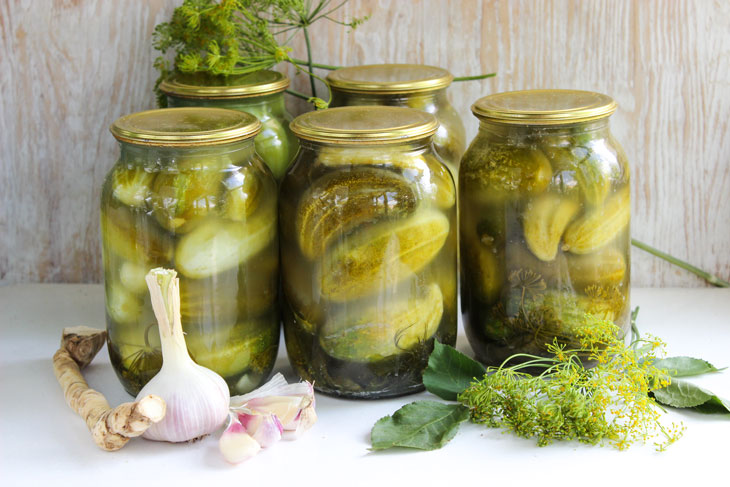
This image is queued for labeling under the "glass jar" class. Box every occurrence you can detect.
[103,107,280,395]
[459,90,631,365]
[327,64,466,177]
[160,70,298,181]
[280,106,458,398]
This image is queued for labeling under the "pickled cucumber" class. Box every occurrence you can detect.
[395,153,456,209]
[320,283,443,362]
[180,252,277,325]
[544,146,612,205]
[320,209,449,302]
[221,165,262,221]
[523,194,580,261]
[462,223,503,303]
[111,165,155,208]
[567,247,627,290]
[254,117,293,181]
[101,206,173,265]
[187,323,277,379]
[119,261,149,294]
[563,187,630,254]
[175,211,276,279]
[106,282,143,325]
[296,168,418,259]
[150,167,222,232]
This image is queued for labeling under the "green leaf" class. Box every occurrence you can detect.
[653,379,730,415]
[693,396,730,415]
[370,401,470,451]
[653,379,713,408]
[422,341,486,401]
[652,356,724,377]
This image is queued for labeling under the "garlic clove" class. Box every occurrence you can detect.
[230,373,313,408]
[239,412,283,448]
[219,420,261,464]
[244,396,304,426]
[283,404,317,437]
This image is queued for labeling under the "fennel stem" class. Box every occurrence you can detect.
[453,72,497,82]
[286,88,312,101]
[631,238,729,287]
[302,25,317,98]
[290,58,340,70]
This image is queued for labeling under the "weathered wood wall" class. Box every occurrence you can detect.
[1,0,728,286]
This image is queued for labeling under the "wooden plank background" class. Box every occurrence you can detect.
[1,0,728,286]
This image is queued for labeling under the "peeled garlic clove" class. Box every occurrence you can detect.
[239,412,283,448]
[220,420,261,464]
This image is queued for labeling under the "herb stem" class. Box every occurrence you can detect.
[302,25,317,97]
[453,72,497,82]
[290,58,341,70]
[285,88,311,101]
[631,238,729,287]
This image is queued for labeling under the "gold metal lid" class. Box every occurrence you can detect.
[290,106,439,144]
[110,107,261,147]
[471,90,617,125]
[327,64,453,94]
[159,70,290,99]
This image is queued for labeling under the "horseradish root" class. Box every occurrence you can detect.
[53,326,166,451]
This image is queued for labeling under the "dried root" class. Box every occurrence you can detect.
[53,326,166,451]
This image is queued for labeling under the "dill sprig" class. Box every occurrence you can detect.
[152,0,369,107]
[458,317,685,451]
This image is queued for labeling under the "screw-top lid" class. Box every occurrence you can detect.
[471,90,617,125]
[327,64,453,94]
[159,70,289,99]
[110,107,261,147]
[289,106,439,144]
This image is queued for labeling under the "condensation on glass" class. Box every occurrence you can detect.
[103,107,279,395]
[280,106,458,398]
[459,90,631,365]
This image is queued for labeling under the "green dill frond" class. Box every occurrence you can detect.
[458,316,684,451]
[151,0,369,107]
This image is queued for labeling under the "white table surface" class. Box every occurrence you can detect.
[1,284,729,486]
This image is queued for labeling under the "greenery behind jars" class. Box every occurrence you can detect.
[102,108,280,396]
[459,90,631,366]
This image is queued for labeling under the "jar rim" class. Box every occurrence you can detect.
[159,70,290,99]
[289,106,439,144]
[472,90,617,125]
[110,107,261,147]
[327,64,453,94]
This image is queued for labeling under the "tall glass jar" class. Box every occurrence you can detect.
[160,70,298,181]
[103,107,279,395]
[327,64,466,177]
[460,90,631,365]
[280,106,457,398]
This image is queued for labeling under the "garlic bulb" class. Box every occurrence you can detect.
[136,268,230,442]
